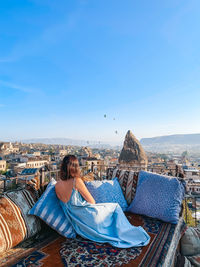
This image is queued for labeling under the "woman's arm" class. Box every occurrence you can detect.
[76,177,96,204]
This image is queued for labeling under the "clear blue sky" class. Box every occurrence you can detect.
[0,0,200,144]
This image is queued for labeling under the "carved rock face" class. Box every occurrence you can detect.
[119,130,148,166]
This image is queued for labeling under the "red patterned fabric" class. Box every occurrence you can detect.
[60,213,187,267]
[0,189,41,253]
[0,196,26,253]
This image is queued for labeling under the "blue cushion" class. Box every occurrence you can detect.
[29,179,76,238]
[85,178,128,211]
[127,171,185,224]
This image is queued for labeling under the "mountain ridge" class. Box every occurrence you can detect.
[16,137,119,149]
[140,133,200,145]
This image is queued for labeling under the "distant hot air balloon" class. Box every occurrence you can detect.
[104,114,107,118]
[115,130,118,134]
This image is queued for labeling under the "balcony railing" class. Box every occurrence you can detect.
[1,165,199,226]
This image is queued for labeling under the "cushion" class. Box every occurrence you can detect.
[127,171,185,224]
[181,227,200,256]
[186,254,200,266]
[29,178,76,238]
[0,188,41,253]
[85,178,128,211]
[106,168,139,205]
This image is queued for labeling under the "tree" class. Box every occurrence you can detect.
[183,200,196,227]
[159,154,168,161]
[182,151,188,158]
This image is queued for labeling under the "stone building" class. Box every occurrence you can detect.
[0,160,6,171]
[26,158,48,168]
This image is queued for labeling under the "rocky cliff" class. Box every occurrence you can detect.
[119,130,148,167]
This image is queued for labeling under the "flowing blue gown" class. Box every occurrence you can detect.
[59,187,150,248]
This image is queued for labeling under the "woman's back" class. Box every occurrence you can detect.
[55,178,74,203]
[56,154,95,204]
[55,177,95,204]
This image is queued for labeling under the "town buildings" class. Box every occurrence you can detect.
[0,140,200,195]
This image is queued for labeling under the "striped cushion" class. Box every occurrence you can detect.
[107,168,139,205]
[0,189,41,253]
[29,178,76,238]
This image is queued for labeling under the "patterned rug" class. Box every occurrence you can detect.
[60,212,187,267]
[10,236,65,267]
[0,213,186,267]
[0,227,65,267]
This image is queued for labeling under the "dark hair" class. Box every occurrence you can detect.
[60,155,80,180]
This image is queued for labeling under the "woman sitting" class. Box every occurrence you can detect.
[55,155,150,248]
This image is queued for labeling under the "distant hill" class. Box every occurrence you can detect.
[140,134,200,154]
[140,134,200,145]
[19,138,117,149]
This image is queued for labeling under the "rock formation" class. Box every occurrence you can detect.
[119,130,148,169]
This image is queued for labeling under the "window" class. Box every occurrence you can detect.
[192,172,197,176]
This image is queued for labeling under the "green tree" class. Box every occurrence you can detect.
[183,200,196,227]
[182,151,188,158]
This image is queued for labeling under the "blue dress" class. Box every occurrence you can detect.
[59,188,150,248]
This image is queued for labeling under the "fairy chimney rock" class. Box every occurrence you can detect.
[119,130,148,168]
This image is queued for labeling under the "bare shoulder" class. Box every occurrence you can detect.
[76,177,84,184]
[55,180,63,189]
[55,180,63,193]
[75,177,85,188]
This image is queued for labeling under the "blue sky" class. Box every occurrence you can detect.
[0,0,200,144]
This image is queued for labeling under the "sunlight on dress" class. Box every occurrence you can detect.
[59,188,150,248]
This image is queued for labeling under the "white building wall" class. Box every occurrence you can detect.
[0,160,6,171]
[26,160,48,168]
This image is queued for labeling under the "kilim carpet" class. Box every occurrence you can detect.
[60,213,187,267]
[0,229,65,267]
[0,213,186,267]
